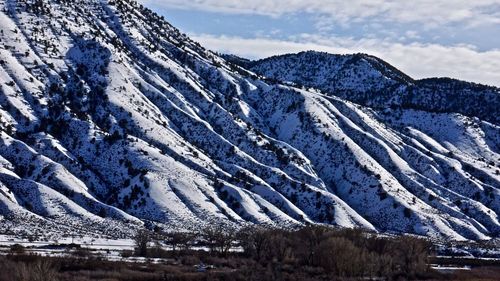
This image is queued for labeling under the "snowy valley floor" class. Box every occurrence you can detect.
[0,227,500,280]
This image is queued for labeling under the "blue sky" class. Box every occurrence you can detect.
[139,0,500,86]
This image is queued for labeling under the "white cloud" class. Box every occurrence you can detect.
[139,0,500,86]
[141,0,500,27]
[192,34,500,87]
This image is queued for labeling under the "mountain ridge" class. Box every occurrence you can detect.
[224,51,499,124]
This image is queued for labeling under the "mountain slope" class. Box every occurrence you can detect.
[0,0,499,240]
[238,51,500,124]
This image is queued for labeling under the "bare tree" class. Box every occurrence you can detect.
[238,226,271,261]
[263,229,293,263]
[295,225,331,266]
[316,237,365,277]
[165,231,196,253]
[134,229,151,257]
[202,224,236,256]
[392,236,431,277]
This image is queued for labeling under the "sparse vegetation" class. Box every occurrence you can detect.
[1,226,499,280]
[127,225,438,280]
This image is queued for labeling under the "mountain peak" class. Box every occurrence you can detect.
[233,51,499,123]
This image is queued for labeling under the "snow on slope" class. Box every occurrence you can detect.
[244,51,500,124]
[0,0,498,240]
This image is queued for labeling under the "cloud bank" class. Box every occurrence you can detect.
[141,0,500,27]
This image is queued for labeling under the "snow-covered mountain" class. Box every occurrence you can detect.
[0,0,498,241]
[235,51,500,124]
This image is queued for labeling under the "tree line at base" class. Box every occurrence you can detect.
[134,225,432,279]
